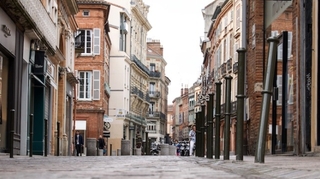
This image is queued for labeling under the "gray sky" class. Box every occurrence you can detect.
[144,0,214,103]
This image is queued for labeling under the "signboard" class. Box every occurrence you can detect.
[116,109,125,118]
[265,0,292,27]
[103,114,113,122]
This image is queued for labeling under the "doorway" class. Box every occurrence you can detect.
[0,53,8,152]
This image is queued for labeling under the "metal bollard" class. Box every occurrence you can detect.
[10,109,15,158]
[57,121,60,156]
[255,37,279,163]
[29,114,34,157]
[206,93,214,159]
[236,48,246,161]
[199,105,205,157]
[224,75,232,160]
[44,118,48,157]
[110,144,112,156]
[215,81,222,159]
[195,111,200,157]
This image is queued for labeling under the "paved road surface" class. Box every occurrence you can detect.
[0,155,320,179]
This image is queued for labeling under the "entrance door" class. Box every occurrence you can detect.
[0,53,8,152]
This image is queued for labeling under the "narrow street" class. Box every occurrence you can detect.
[1,155,320,179]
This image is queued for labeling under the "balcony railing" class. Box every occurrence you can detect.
[149,91,160,98]
[233,62,239,74]
[125,113,147,125]
[221,63,227,76]
[227,58,232,72]
[149,71,161,78]
[131,86,144,99]
[231,101,237,115]
[131,55,150,75]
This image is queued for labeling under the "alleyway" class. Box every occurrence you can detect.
[0,155,320,179]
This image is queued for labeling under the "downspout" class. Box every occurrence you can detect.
[300,0,306,155]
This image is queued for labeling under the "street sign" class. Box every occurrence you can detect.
[104,122,111,130]
[103,114,113,122]
[103,130,110,138]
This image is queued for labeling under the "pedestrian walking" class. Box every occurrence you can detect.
[75,131,84,156]
[98,135,106,155]
[189,125,196,156]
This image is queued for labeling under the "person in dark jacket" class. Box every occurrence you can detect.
[75,131,84,156]
[98,135,105,154]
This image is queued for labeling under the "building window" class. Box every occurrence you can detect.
[78,71,92,100]
[78,70,100,100]
[149,102,155,115]
[150,63,155,72]
[75,28,100,55]
[120,13,128,52]
[149,82,155,94]
[236,5,240,30]
[147,122,156,132]
[83,10,90,16]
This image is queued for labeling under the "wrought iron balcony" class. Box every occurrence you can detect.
[231,101,237,115]
[149,71,161,78]
[221,63,227,76]
[149,91,160,98]
[233,62,239,74]
[131,55,150,75]
[227,58,232,72]
[131,86,144,99]
[125,113,147,125]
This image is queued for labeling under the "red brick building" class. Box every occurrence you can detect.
[74,0,111,155]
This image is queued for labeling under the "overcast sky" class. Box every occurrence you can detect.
[144,0,214,103]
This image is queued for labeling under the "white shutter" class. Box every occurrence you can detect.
[277,75,282,105]
[234,43,239,62]
[288,32,292,58]
[93,28,100,55]
[74,70,78,100]
[278,43,283,61]
[93,70,100,100]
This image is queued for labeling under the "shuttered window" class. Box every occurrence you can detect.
[277,75,282,106]
[93,70,100,100]
[79,71,92,100]
[93,28,100,55]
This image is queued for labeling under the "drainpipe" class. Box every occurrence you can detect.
[299,0,306,155]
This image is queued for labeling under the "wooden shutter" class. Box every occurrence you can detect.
[277,75,282,105]
[93,70,100,100]
[93,28,100,55]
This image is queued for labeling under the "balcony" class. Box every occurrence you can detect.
[227,58,232,73]
[149,91,160,98]
[231,101,237,115]
[131,55,150,75]
[149,71,161,78]
[233,62,239,74]
[104,83,111,96]
[221,63,227,76]
[131,86,144,99]
[148,111,166,121]
[125,113,147,125]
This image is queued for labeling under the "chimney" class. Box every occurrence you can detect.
[181,83,184,96]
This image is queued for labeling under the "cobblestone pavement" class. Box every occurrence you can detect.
[0,154,320,179]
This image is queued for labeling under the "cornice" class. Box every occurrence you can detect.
[131,6,152,31]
